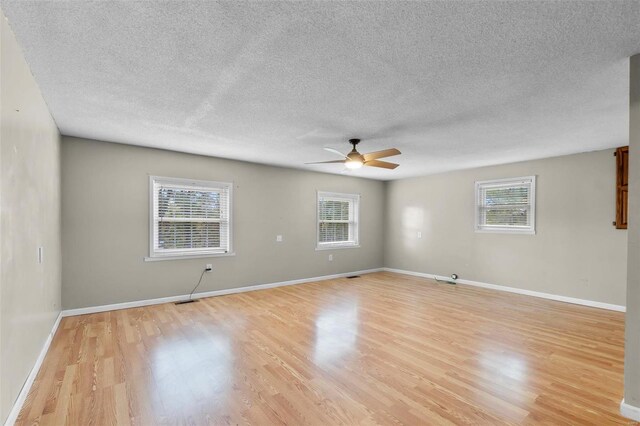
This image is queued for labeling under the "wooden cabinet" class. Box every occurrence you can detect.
[615,146,629,229]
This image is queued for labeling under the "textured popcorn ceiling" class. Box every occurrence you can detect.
[2,1,640,180]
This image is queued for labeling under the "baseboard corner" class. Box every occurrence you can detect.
[621,399,640,421]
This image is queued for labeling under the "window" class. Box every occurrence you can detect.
[149,176,232,258]
[475,176,536,234]
[317,192,360,249]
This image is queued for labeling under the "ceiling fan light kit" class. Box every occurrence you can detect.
[306,138,401,170]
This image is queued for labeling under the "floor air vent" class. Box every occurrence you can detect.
[175,299,198,305]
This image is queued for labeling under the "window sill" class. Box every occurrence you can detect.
[144,252,236,262]
[475,228,535,235]
[315,244,360,251]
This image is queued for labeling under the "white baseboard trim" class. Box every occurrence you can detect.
[383,268,626,312]
[4,311,62,426]
[621,399,640,421]
[62,268,384,317]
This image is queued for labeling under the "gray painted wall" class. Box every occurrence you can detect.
[61,137,385,310]
[0,13,62,424]
[385,149,627,306]
[624,54,640,408]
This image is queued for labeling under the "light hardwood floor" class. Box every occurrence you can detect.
[16,272,630,425]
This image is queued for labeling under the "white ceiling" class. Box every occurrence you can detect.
[2,1,639,180]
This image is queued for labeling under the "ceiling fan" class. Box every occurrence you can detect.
[306,139,401,170]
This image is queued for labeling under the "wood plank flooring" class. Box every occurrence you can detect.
[16,272,630,425]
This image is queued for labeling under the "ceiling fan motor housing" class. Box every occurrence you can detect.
[347,139,363,161]
[347,152,364,161]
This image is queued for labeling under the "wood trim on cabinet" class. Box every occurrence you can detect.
[615,146,629,229]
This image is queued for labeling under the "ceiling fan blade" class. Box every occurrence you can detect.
[305,160,346,165]
[323,147,347,158]
[364,159,399,169]
[362,148,401,162]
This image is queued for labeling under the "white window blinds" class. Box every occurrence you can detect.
[150,176,232,257]
[317,192,359,248]
[475,176,536,234]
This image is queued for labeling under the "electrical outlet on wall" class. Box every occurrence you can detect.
[276,235,283,242]
[417,231,422,239]
[206,264,213,271]
[328,254,333,262]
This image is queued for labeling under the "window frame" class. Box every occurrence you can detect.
[475,176,536,235]
[316,191,360,250]
[147,175,234,260]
